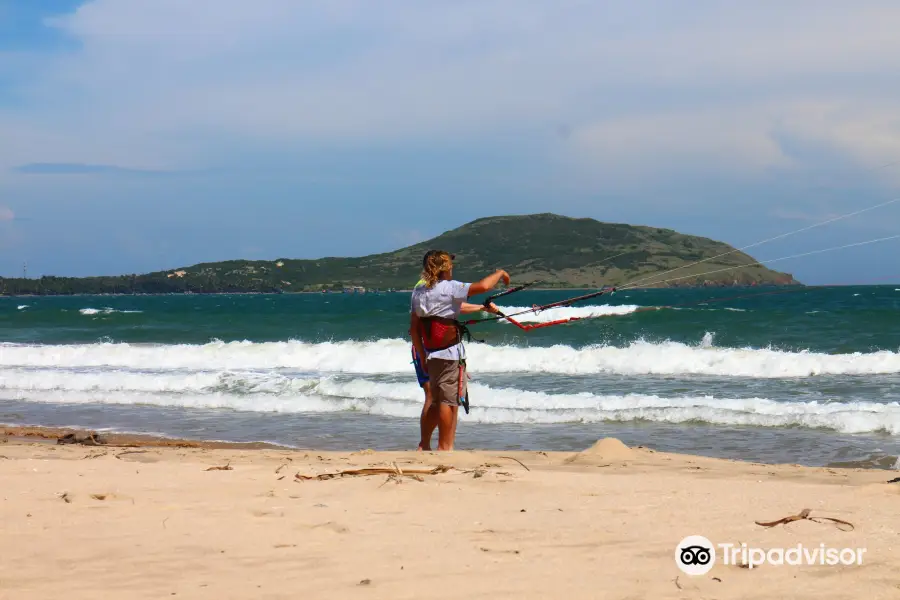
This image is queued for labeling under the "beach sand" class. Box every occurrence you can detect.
[1,427,898,599]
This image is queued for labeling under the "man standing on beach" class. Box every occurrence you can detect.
[410,250,508,451]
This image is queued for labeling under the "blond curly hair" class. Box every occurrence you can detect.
[421,251,453,288]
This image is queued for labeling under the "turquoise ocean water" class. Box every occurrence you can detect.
[2,286,899,468]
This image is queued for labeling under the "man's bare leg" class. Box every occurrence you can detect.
[437,403,458,451]
[449,368,467,446]
[417,383,439,451]
[449,400,459,445]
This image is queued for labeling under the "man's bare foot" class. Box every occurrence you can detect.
[416,443,432,451]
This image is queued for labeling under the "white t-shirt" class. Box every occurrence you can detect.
[410,279,471,361]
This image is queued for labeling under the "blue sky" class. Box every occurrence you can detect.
[1,1,899,284]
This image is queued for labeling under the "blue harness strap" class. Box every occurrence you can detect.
[411,346,429,387]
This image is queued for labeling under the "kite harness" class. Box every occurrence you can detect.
[417,316,481,415]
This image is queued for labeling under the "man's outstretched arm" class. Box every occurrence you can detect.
[467,269,511,297]
[460,302,501,314]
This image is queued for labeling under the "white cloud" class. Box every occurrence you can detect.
[559,98,900,186]
[3,0,900,188]
[564,107,794,181]
[779,102,900,173]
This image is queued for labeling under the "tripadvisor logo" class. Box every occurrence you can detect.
[675,535,866,574]
[675,536,716,575]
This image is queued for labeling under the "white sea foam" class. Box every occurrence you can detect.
[497,304,641,323]
[3,370,898,433]
[79,308,143,315]
[17,305,28,310]
[3,338,900,378]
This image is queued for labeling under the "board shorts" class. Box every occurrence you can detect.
[426,358,467,407]
[411,346,429,387]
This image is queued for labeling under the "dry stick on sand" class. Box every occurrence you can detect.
[498,456,530,472]
[755,508,855,531]
[115,450,150,460]
[205,462,233,471]
[460,465,515,478]
[295,465,452,481]
[378,463,418,487]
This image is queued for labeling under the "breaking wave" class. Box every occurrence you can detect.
[3,338,900,378]
[497,304,641,323]
[2,368,898,434]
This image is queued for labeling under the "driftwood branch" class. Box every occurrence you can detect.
[296,465,452,481]
[755,508,854,531]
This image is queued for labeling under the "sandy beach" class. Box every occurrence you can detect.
[1,426,898,600]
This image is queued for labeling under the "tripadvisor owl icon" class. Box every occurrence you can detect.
[676,535,716,575]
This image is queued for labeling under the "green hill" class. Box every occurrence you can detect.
[0,213,799,295]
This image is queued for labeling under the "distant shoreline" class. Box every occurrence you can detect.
[0,282,833,298]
